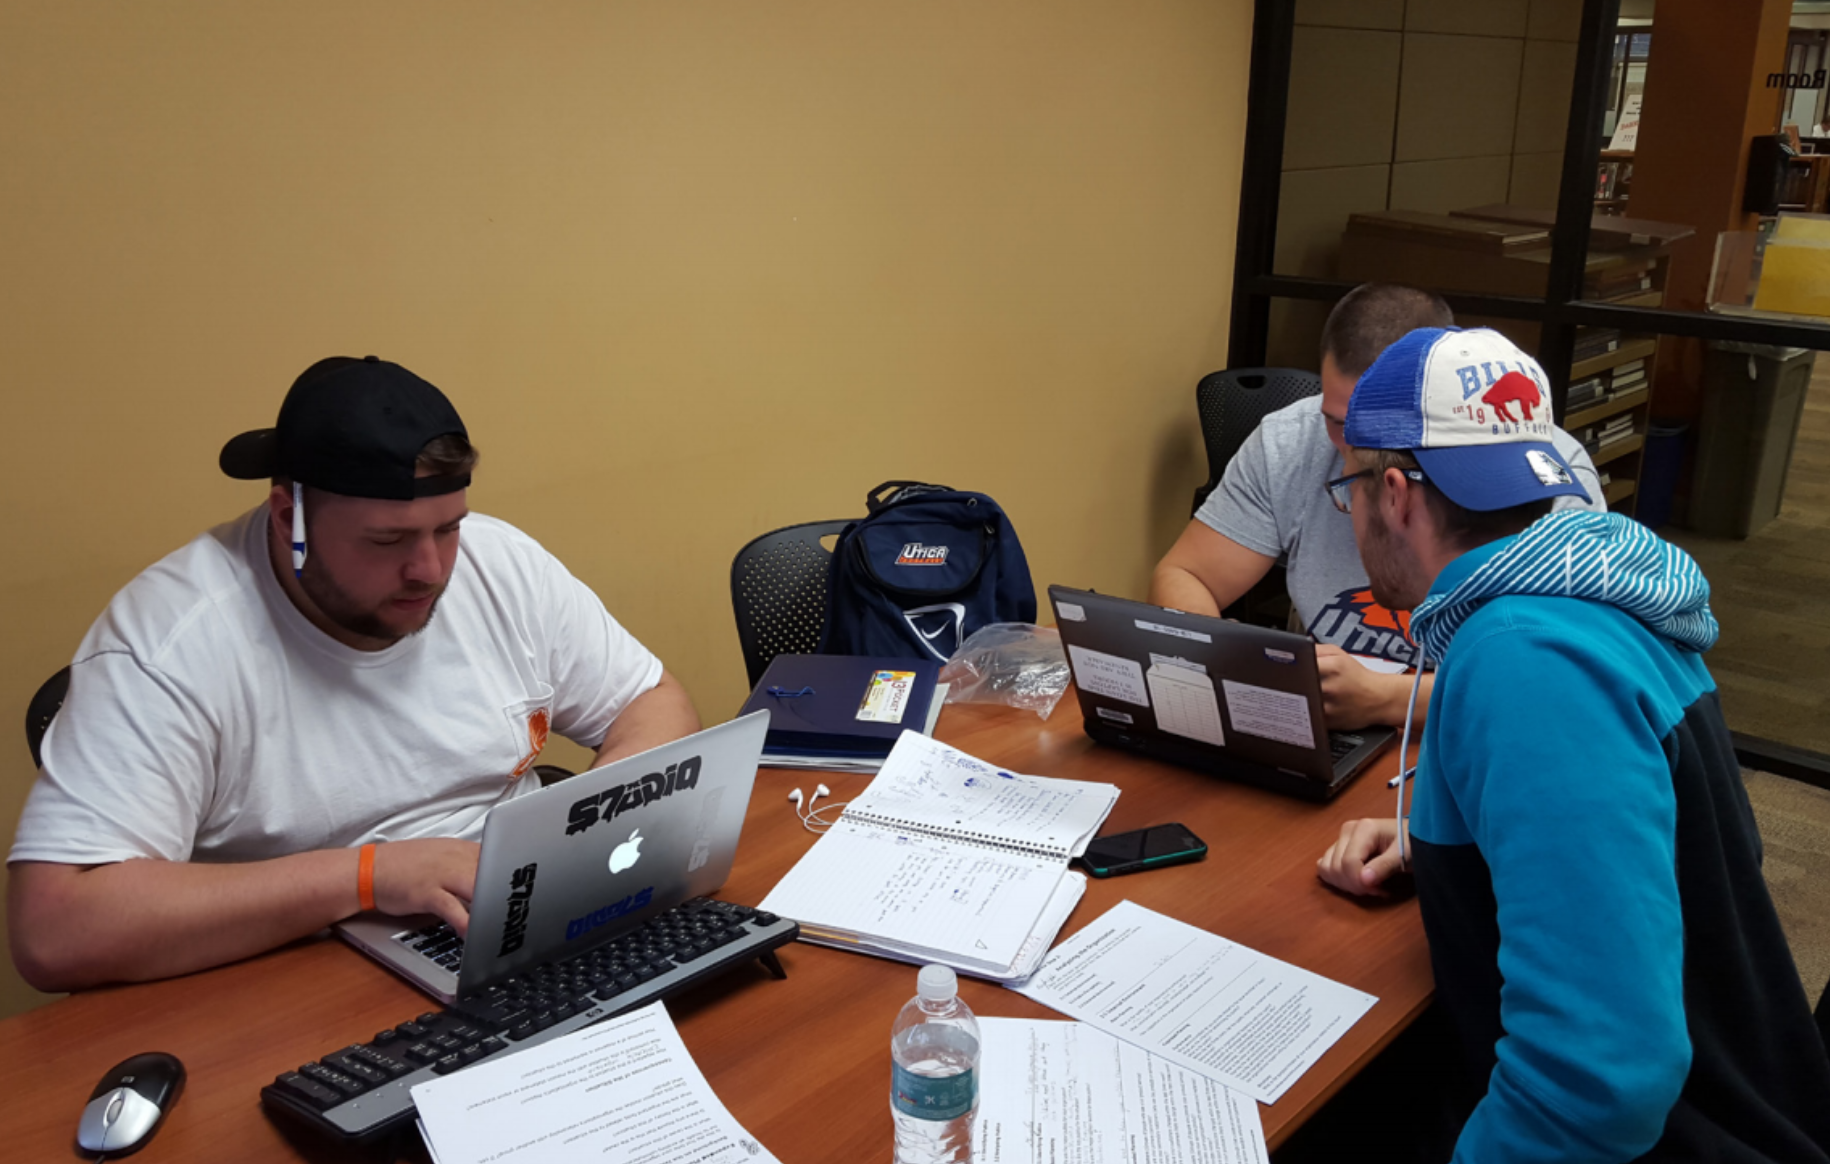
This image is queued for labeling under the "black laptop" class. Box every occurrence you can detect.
[1049,585,1395,801]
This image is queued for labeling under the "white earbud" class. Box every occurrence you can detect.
[791,782,849,834]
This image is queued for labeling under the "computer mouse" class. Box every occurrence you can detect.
[76,1052,185,1158]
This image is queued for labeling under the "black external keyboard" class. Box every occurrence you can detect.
[261,898,798,1145]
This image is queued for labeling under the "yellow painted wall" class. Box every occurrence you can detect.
[0,1,1250,1018]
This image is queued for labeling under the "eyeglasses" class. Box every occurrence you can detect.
[1325,467,1425,514]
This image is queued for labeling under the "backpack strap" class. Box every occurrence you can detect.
[865,480,954,513]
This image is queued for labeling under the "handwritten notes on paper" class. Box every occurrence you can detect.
[1013,901,1376,1105]
[762,822,1061,970]
[410,1003,778,1164]
[757,734,1116,978]
[854,732,1117,855]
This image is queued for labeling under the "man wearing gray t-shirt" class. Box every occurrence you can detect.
[1151,285,1603,729]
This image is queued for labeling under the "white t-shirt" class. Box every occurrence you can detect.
[10,508,663,867]
[1194,396,1605,668]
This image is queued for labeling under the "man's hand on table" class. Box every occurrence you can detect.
[1317,817,1409,898]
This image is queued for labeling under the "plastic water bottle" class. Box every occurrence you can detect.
[891,964,980,1164]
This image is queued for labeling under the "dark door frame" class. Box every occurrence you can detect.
[1227,0,1830,779]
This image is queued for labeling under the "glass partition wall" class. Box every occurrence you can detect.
[1232,0,1830,774]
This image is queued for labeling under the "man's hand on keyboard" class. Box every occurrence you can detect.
[372,840,480,935]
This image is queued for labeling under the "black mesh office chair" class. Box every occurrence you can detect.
[1192,368,1322,514]
[1819,975,1829,1052]
[730,519,852,689]
[1189,368,1322,629]
[25,666,70,769]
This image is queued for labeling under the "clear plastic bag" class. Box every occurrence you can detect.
[939,623,1071,719]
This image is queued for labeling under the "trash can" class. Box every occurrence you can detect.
[1634,422,1687,530]
[1690,343,1815,538]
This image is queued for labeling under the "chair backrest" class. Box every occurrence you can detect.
[26,666,71,769]
[1192,367,1322,514]
[730,519,853,689]
[1818,973,1829,1053]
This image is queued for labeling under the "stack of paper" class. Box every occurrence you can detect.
[759,732,1119,979]
[411,1003,777,1164]
[975,1019,1268,1164]
[1012,900,1378,1106]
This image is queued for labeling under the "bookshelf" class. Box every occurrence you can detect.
[1596,149,1634,216]
[1338,206,1695,516]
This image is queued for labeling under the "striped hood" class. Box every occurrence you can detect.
[1409,510,1719,662]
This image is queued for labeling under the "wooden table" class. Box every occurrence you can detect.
[0,700,1430,1162]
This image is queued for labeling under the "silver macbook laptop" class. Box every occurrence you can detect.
[1049,586,1393,801]
[337,711,769,1004]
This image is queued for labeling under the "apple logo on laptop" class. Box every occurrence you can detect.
[608,828,643,874]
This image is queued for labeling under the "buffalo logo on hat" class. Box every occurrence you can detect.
[1481,371,1543,424]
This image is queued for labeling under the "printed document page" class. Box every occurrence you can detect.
[851,732,1119,856]
[975,1018,1268,1164]
[1011,900,1377,1105]
[411,1002,778,1164]
[758,818,1065,973]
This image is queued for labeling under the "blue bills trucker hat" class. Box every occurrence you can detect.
[1345,327,1589,512]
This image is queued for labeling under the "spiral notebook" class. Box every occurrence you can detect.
[758,732,1119,979]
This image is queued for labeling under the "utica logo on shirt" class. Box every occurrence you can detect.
[509,707,551,780]
[896,542,949,566]
[1307,588,1417,667]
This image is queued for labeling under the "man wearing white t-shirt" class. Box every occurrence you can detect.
[1151,285,1604,730]
[8,356,699,991]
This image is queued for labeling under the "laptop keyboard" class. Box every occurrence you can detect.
[261,897,798,1145]
[395,920,466,972]
[1327,732,1364,761]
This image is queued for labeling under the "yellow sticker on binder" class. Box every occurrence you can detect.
[856,670,918,724]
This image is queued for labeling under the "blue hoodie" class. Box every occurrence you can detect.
[1406,511,1830,1164]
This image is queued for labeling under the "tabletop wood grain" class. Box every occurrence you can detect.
[0,698,1430,1162]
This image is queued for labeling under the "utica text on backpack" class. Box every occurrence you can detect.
[819,481,1036,662]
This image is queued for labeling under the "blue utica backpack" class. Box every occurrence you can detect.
[819,481,1037,662]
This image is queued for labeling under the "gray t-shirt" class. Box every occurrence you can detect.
[1193,396,1605,668]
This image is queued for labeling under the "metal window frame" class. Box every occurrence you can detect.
[1227,0,1830,780]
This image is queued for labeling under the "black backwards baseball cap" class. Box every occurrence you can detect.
[219,356,471,499]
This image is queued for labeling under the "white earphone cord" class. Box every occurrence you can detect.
[789,785,849,834]
[1394,659,1426,870]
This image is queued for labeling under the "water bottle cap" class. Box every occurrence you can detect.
[917,964,957,1001]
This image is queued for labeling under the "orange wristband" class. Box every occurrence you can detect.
[357,843,377,912]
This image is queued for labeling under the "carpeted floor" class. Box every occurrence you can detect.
[1745,769,1830,1009]
[1664,355,1830,757]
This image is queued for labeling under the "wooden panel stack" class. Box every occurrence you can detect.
[1339,204,1695,515]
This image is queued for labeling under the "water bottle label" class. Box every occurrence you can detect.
[892,1063,976,1121]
